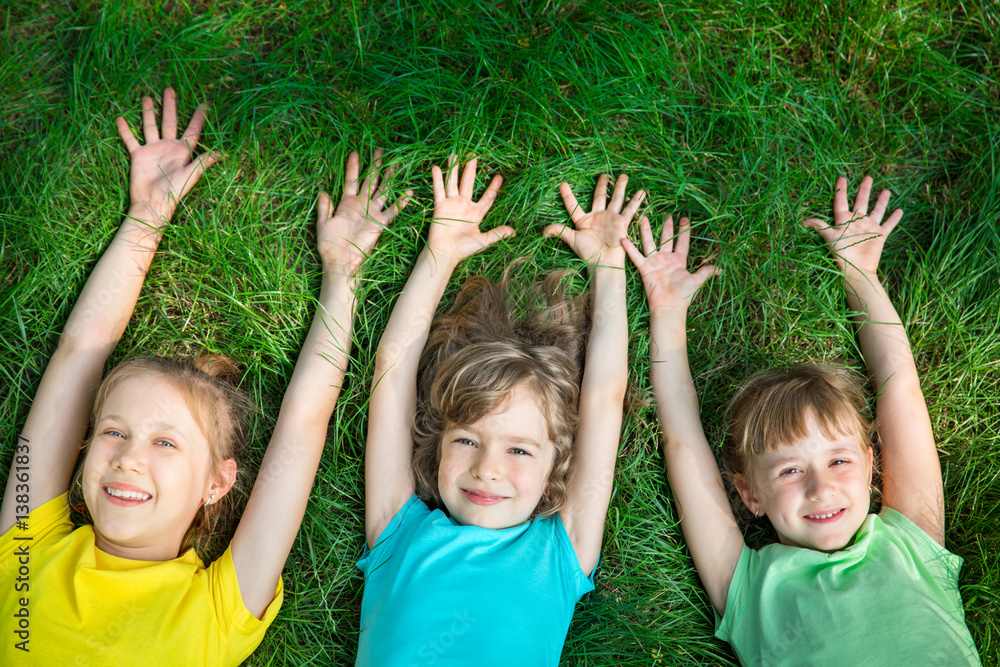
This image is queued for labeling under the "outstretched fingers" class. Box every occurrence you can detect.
[141,95,159,143]
[592,174,609,212]
[852,175,873,216]
[384,189,414,222]
[317,191,332,222]
[117,117,140,154]
[543,223,576,246]
[659,215,675,253]
[476,174,503,212]
[608,174,628,212]
[559,182,584,223]
[161,87,178,140]
[180,102,208,153]
[459,157,478,199]
[639,216,656,256]
[343,151,362,197]
[674,217,691,256]
[622,188,646,221]
[177,151,221,197]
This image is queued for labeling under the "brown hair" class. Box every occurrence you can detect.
[70,353,253,559]
[412,268,588,519]
[724,363,875,490]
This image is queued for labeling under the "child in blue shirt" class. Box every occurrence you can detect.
[623,178,981,665]
[359,159,644,665]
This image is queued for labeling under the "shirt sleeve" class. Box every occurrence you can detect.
[209,543,283,657]
[357,494,422,575]
[0,492,74,560]
[714,544,755,643]
[878,507,965,585]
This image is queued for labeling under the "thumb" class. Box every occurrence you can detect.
[692,264,720,289]
[544,223,576,245]
[483,225,515,247]
[622,237,644,268]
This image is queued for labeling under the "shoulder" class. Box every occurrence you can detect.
[205,543,284,633]
[873,507,963,575]
[1,493,74,560]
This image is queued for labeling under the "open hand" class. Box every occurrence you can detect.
[623,215,718,311]
[804,176,903,276]
[116,87,219,224]
[546,174,645,267]
[427,156,513,262]
[317,149,411,275]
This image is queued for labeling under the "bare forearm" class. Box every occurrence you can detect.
[649,308,705,445]
[373,246,456,380]
[843,270,920,392]
[278,270,358,429]
[580,264,628,403]
[61,209,169,352]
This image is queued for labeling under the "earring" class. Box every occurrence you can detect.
[753,510,759,519]
[204,494,215,508]
[869,485,875,495]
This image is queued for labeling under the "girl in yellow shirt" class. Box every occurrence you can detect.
[0,88,409,665]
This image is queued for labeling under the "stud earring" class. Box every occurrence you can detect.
[204,494,216,508]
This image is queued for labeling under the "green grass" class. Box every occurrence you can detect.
[2,0,998,664]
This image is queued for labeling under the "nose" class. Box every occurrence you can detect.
[806,468,835,501]
[111,438,145,473]
[470,448,502,482]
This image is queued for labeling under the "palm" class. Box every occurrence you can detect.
[624,216,717,311]
[117,88,218,222]
[548,174,645,266]
[317,150,410,272]
[805,176,903,275]
[427,158,511,261]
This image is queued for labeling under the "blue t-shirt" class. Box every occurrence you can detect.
[356,495,595,666]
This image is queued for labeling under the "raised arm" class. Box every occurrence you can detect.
[545,174,641,575]
[230,150,409,618]
[805,176,943,543]
[622,215,737,616]
[1,88,219,531]
[364,157,513,547]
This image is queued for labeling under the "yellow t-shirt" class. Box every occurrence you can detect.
[0,493,282,666]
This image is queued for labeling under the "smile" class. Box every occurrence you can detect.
[461,488,508,506]
[804,509,845,522]
[103,486,152,503]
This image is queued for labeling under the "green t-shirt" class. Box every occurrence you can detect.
[716,507,981,666]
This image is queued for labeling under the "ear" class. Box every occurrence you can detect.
[208,458,238,501]
[864,445,874,483]
[733,473,760,516]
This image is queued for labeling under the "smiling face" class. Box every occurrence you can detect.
[437,384,557,529]
[735,411,874,552]
[81,373,233,561]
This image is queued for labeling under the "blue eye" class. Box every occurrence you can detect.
[457,438,477,447]
[106,429,125,439]
[510,448,531,456]
[831,459,850,466]
[155,440,176,449]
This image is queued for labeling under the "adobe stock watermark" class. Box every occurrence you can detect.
[10,435,31,653]
[410,609,476,666]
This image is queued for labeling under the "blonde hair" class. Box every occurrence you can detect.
[70,354,253,559]
[412,269,588,519]
[724,363,875,490]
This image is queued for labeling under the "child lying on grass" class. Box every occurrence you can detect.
[0,88,407,665]
[624,177,981,666]
[359,161,641,665]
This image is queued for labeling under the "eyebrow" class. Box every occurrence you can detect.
[100,416,182,434]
